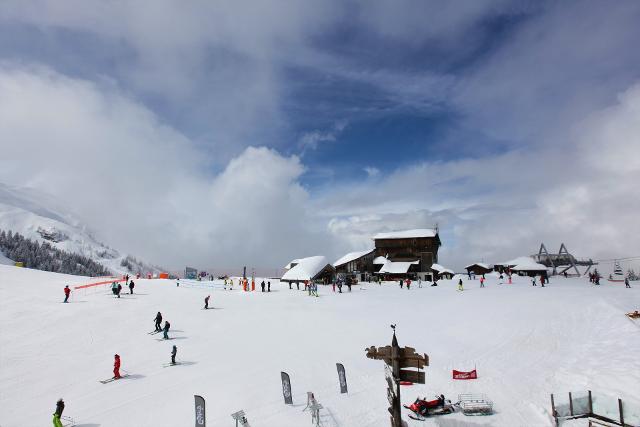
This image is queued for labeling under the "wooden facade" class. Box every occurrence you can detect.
[374,234,441,277]
[334,251,375,275]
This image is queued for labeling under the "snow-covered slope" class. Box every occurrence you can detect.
[0,265,638,427]
[0,183,161,274]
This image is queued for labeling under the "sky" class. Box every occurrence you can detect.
[0,0,639,273]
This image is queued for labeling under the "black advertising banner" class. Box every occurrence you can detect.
[281,371,293,404]
[336,363,348,394]
[194,395,206,427]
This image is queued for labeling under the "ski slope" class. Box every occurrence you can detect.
[0,265,639,427]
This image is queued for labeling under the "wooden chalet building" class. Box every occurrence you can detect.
[333,249,375,281]
[372,228,441,280]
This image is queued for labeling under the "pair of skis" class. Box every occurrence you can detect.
[99,374,130,384]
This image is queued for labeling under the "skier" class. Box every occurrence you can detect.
[540,275,545,287]
[111,281,118,296]
[532,277,537,286]
[128,280,135,294]
[261,280,265,292]
[458,278,464,291]
[163,320,170,340]
[399,279,403,289]
[268,281,271,292]
[467,271,471,280]
[63,285,71,303]
[117,282,122,298]
[113,354,121,379]
[171,345,177,365]
[337,281,343,293]
[52,398,65,427]
[625,277,631,288]
[406,279,411,290]
[154,312,163,331]
[480,277,485,288]
[204,295,210,309]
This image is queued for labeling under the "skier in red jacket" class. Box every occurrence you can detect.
[63,286,71,303]
[113,354,121,379]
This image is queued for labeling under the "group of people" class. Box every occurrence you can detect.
[154,311,171,339]
[260,280,271,292]
[110,277,135,298]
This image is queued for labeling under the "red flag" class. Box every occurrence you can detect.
[452,369,478,380]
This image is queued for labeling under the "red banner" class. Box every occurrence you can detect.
[452,369,477,380]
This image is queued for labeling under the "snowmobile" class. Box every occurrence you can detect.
[404,395,454,420]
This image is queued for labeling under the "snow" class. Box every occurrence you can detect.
[497,256,536,267]
[1,265,640,427]
[513,261,548,271]
[465,262,490,270]
[0,183,161,275]
[0,249,13,265]
[378,261,415,274]
[373,256,388,265]
[281,255,330,281]
[333,250,374,267]
[373,228,437,239]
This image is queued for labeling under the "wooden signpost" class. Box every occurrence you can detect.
[366,325,429,427]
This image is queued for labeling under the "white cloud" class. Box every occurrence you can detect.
[0,66,327,271]
[363,166,380,178]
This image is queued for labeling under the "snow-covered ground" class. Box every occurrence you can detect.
[0,265,639,427]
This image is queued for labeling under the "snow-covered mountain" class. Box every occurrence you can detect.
[0,183,163,275]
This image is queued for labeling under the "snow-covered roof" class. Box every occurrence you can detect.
[465,262,490,270]
[281,256,332,281]
[496,256,535,267]
[373,256,388,265]
[378,261,415,274]
[373,228,437,240]
[431,263,454,274]
[333,249,374,267]
[512,262,548,271]
[284,259,300,270]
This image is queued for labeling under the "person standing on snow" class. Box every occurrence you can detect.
[480,277,485,288]
[113,354,121,379]
[163,321,171,340]
[406,279,411,290]
[128,280,135,294]
[63,285,71,303]
[268,281,271,292]
[171,345,177,365]
[261,280,265,292]
[154,312,163,331]
[116,282,122,298]
[111,281,118,296]
[540,275,545,287]
[418,278,422,288]
[399,279,403,289]
[204,295,210,309]
[626,277,631,288]
[52,398,65,427]
[458,278,464,291]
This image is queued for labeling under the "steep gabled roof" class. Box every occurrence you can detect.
[333,249,374,267]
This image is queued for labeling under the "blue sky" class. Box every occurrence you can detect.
[0,1,639,270]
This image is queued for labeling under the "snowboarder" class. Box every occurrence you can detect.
[163,320,170,339]
[113,354,121,379]
[261,280,265,292]
[154,312,162,331]
[63,285,71,303]
[52,398,65,427]
[204,295,210,309]
[458,279,464,291]
[171,345,177,365]
[625,278,631,288]
[128,280,135,294]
